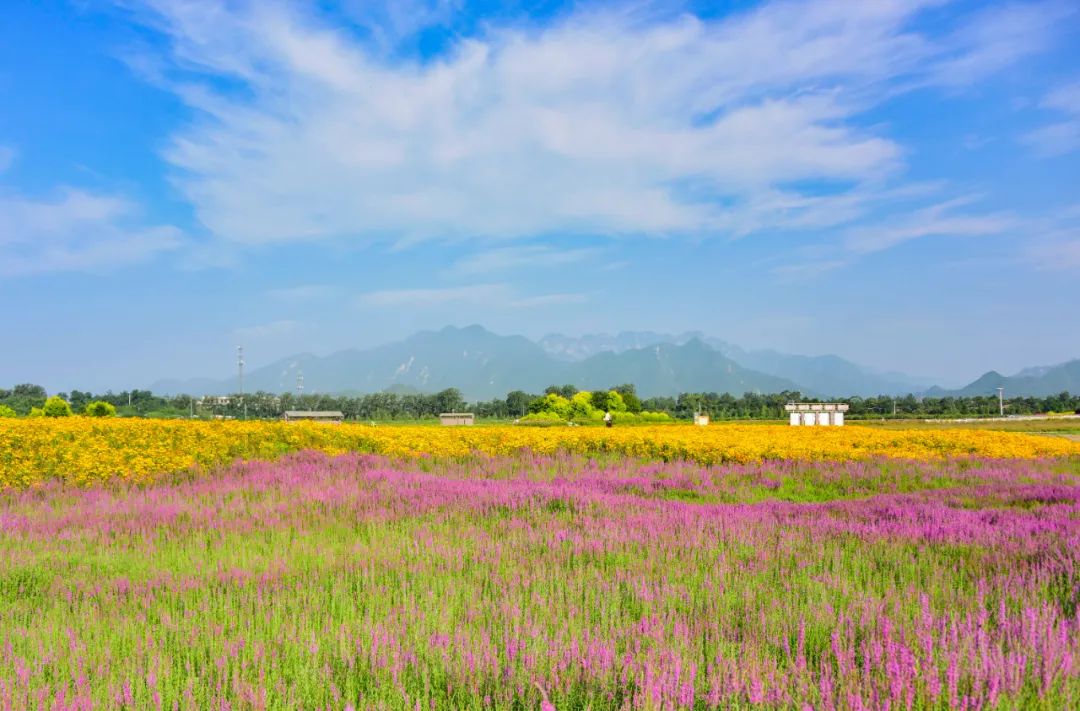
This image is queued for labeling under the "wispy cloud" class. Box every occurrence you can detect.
[449,244,600,276]
[1023,206,1080,271]
[842,197,1014,255]
[121,0,1064,250]
[266,284,341,302]
[1022,80,1080,156]
[0,146,14,174]
[234,319,298,342]
[507,292,589,308]
[357,284,509,308]
[928,1,1074,87]
[356,283,589,309]
[769,259,849,281]
[765,195,1017,279]
[0,187,182,276]
[1027,239,1080,270]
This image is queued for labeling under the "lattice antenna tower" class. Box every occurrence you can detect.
[237,346,245,398]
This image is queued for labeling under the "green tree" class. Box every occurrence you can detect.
[505,391,532,418]
[12,384,46,398]
[42,396,73,417]
[433,388,466,415]
[612,384,642,413]
[85,401,117,417]
[569,391,600,421]
[591,390,627,413]
[0,405,16,418]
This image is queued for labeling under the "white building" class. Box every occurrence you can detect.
[785,402,849,426]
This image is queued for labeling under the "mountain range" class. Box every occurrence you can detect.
[540,331,928,396]
[150,325,1077,401]
[925,360,1080,398]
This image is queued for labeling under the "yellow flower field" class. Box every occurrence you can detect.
[2,418,1079,487]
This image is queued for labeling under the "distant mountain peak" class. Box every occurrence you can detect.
[148,325,1072,400]
[943,359,1080,398]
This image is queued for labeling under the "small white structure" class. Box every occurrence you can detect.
[439,412,475,426]
[786,402,849,426]
[693,412,710,426]
[283,410,344,423]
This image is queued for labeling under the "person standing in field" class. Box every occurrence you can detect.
[604,411,613,428]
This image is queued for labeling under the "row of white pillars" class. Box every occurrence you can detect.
[789,411,844,426]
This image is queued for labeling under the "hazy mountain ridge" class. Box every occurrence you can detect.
[542,332,929,397]
[564,339,803,397]
[538,331,704,361]
[152,326,805,400]
[150,326,1076,400]
[933,360,1080,398]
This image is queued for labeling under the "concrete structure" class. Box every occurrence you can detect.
[439,412,475,426]
[283,410,345,423]
[785,402,849,426]
[693,413,710,426]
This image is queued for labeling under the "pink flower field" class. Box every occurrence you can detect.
[1,451,1079,709]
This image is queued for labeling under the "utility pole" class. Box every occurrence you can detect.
[237,346,245,420]
[997,387,1004,417]
[296,371,304,398]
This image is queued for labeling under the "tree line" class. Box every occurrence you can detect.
[2,382,1079,421]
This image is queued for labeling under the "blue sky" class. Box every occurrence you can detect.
[1,0,1078,392]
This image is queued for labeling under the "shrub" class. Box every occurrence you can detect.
[0,405,16,418]
[591,390,628,413]
[528,393,572,419]
[28,407,44,418]
[517,412,566,426]
[84,401,117,418]
[42,396,73,418]
[569,391,601,421]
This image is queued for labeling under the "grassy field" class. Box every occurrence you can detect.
[856,417,1080,434]
[2,451,1079,709]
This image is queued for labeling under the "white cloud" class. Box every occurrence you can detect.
[121,0,1063,249]
[356,283,588,309]
[1022,81,1080,156]
[449,244,600,276]
[0,188,182,276]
